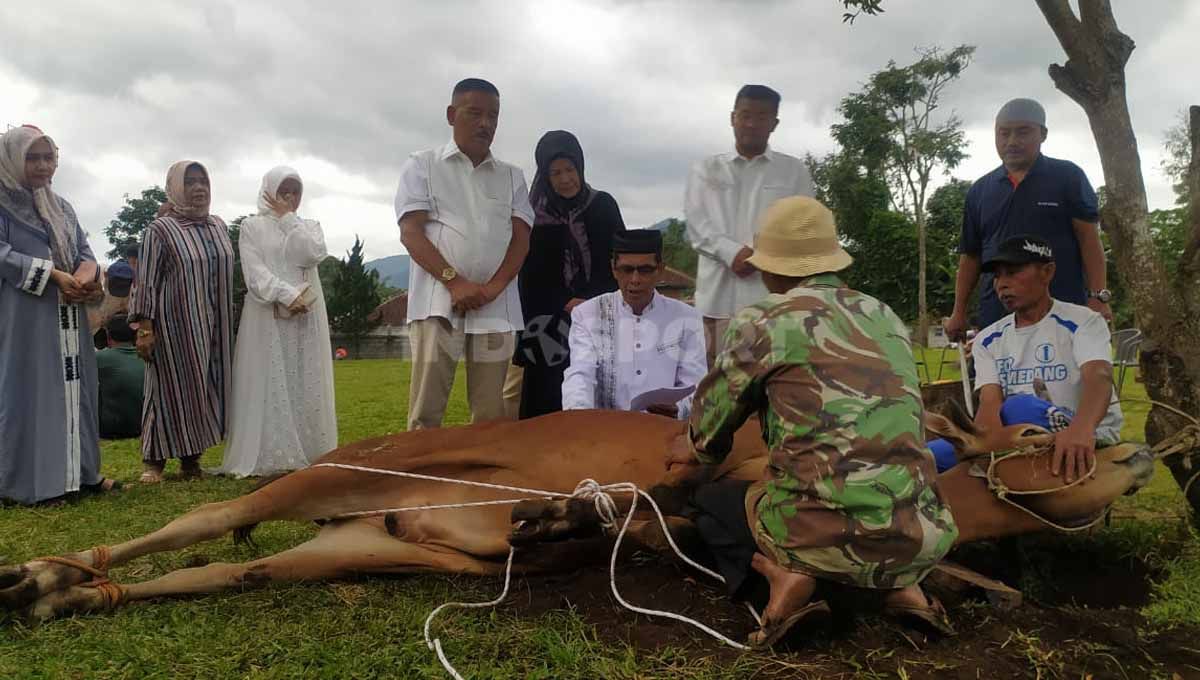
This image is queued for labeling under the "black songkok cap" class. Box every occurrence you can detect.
[612,229,663,256]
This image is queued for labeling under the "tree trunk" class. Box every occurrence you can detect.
[917,210,929,347]
[1035,0,1200,516]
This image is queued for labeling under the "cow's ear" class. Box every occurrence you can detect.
[924,412,956,439]
[925,411,976,454]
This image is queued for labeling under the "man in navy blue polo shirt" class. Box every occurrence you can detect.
[944,98,1111,338]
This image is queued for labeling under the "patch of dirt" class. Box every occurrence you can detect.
[502,550,1200,679]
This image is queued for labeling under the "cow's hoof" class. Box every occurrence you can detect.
[511,499,566,523]
[0,564,25,590]
[22,586,106,625]
[0,569,39,612]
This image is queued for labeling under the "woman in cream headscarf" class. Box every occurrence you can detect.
[128,161,235,483]
[218,166,336,477]
[0,125,112,504]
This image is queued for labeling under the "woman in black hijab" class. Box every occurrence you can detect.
[515,130,625,419]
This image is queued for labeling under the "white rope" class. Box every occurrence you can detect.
[422,548,516,680]
[309,463,756,678]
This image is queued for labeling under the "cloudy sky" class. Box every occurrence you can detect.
[2,0,1194,263]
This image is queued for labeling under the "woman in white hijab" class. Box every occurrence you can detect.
[219,166,337,476]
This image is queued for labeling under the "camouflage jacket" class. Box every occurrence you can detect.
[689,274,958,589]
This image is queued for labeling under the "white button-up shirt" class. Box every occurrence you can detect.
[684,148,813,318]
[562,290,707,419]
[395,140,535,334]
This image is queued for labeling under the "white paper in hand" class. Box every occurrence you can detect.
[629,385,696,412]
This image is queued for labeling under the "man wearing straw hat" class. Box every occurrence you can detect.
[666,196,958,648]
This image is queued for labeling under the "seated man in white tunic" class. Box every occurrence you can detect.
[562,230,706,419]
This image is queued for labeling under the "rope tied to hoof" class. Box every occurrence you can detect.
[308,463,759,678]
[34,545,126,609]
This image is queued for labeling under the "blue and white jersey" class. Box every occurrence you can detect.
[972,299,1122,441]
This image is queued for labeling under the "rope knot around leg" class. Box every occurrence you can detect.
[570,479,619,532]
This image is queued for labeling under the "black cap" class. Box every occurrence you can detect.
[983,235,1055,273]
[612,229,662,256]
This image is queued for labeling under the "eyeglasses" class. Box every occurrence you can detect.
[615,265,658,276]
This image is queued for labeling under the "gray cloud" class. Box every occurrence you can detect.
[1,0,1193,262]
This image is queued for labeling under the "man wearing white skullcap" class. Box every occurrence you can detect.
[945,97,1110,340]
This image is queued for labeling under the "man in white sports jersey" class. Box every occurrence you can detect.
[927,234,1122,483]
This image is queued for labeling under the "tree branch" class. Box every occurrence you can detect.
[1079,0,1120,40]
[1035,0,1082,53]
[1046,63,1092,110]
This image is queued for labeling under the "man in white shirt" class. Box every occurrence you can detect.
[685,84,814,366]
[927,235,1122,483]
[395,78,534,430]
[562,230,706,419]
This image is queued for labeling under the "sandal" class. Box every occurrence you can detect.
[747,599,832,649]
[884,593,955,637]
[139,466,164,484]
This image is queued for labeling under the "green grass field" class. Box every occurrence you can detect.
[1,356,1197,679]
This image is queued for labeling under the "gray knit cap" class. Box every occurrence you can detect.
[995,98,1047,128]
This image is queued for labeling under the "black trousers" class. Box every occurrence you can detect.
[684,480,766,602]
[518,363,566,420]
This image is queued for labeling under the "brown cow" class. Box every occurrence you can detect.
[0,409,1155,624]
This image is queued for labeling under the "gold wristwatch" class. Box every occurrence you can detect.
[440,267,457,282]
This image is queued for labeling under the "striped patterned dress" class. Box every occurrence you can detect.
[128,215,234,461]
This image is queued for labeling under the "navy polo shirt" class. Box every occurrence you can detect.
[961,154,1099,326]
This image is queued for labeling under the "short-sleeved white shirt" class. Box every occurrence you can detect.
[395,140,535,334]
[973,299,1122,440]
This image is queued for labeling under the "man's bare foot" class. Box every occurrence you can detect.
[751,552,817,624]
[883,584,927,611]
[882,584,954,636]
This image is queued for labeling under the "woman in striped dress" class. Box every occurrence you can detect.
[0,125,112,504]
[128,161,234,483]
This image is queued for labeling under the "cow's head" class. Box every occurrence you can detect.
[926,403,1156,534]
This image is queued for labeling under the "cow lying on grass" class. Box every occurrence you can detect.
[0,409,1154,629]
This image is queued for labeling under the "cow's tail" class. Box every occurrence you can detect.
[231,472,290,546]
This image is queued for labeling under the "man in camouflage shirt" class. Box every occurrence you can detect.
[668,196,958,647]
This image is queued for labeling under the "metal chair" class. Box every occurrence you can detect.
[1110,328,1142,396]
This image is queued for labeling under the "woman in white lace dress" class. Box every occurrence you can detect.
[219,166,337,477]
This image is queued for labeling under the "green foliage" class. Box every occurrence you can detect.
[660,219,698,278]
[807,152,965,322]
[925,179,972,318]
[824,45,974,338]
[104,186,166,259]
[1162,110,1193,213]
[318,254,341,296]
[1104,207,1189,330]
[840,0,884,22]
[326,236,382,353]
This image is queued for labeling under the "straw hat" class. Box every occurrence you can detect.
[745,196,853,278]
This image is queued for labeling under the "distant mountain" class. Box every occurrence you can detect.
[647,218,676,231]
[365,254,411,289]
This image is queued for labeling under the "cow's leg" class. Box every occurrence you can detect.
[0,470,366,613]
[21,520,507,623]
[0,495,278,612]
